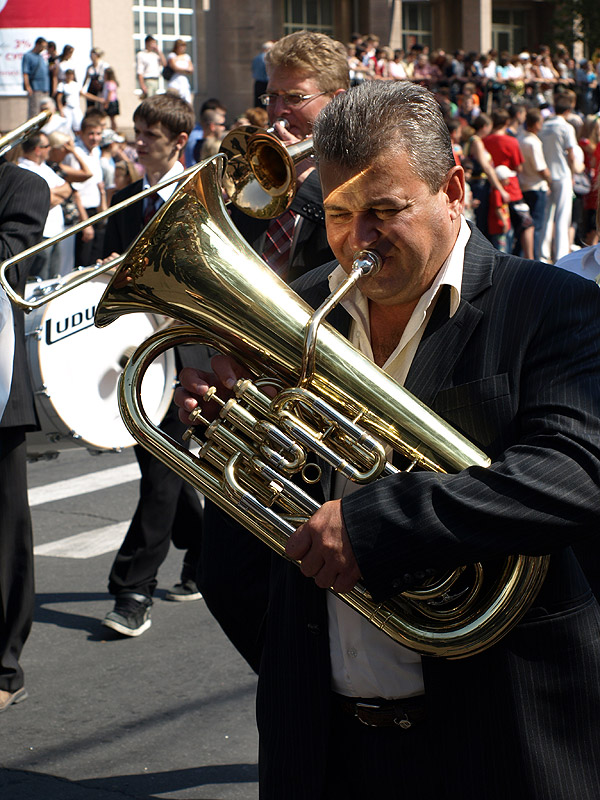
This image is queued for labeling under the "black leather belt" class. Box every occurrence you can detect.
[332,693,427,729]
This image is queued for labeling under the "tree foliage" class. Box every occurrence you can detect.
[553,0,600,58]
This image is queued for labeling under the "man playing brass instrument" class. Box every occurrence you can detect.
[230,31,349,282]
[176,81,600,798]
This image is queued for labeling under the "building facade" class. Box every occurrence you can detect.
[1,0,555,137]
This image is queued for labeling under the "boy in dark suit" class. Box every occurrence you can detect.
[101,93,207,637]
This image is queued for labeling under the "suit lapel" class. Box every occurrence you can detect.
[405,225,496,407]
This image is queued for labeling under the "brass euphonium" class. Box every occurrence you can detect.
[95,155,550,659]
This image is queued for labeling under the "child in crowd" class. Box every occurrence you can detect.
[56,69,84,133]
[102,68,120,130]
[447,119,464,160]
[488,164,514,252]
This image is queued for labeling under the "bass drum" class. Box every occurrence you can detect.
[25,269,176,454]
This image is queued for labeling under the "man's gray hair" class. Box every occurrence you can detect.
[313,81,456,193]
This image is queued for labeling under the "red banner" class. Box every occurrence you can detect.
[0,0,92,96]
[0,0,91,29]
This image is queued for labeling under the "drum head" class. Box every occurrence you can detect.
[26,271,175,452]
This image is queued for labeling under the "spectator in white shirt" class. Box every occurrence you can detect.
[65,114,105,266]
[136,35,166,99]
[518,108,551,260]
[17,132,72,279]
[539,94,580,261]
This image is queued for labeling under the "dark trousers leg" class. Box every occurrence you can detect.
[107,402,204,598]
[198,501,271,673]
[0,428,34,692]
[75,208,104,268]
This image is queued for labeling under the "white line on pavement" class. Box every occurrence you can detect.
[34,521,130,559]
[28,463,140,507]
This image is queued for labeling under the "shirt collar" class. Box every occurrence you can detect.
[143,160,184,203]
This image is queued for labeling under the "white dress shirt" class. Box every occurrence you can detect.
[555,244,600,283]
[327,217,471,699]
[142,159,184,205]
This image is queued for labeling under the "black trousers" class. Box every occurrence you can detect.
[107,402,203,598]
[0,427,34,692]
[75,207,104,269]
[321,699,433,799]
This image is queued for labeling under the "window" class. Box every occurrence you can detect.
[492,9,528,56]
[133,0,195,84]
[402,3,432,52]
[283,0,333,36]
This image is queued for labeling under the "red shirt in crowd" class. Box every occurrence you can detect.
[483,132,524,202]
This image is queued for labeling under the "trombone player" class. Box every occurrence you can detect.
[101,94,207,637]
[176,81,600,798]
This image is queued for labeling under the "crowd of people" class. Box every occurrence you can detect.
[12,32,600,282]
[2,24,600,800]
[343,35,600,263]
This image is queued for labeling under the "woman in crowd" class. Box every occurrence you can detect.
[83,47,110,112]
[56,45,76,85]
[166,39,194,104]
[463,113,511,237]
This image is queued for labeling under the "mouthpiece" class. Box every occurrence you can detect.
[352,250,382,277]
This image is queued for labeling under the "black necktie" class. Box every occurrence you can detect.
[143,194,161,226]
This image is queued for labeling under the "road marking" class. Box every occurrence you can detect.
[28,463,140,507]
[34,521,130,558]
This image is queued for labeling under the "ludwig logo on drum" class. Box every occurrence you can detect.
[45,306,96,344]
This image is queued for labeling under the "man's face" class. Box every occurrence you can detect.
[80,125,103,151]
[320,150,464,308]
[32,135,50,164]
[265,67,332,139]
[209,113,226,136]
[35,40,47,54]
[134,117,183,174]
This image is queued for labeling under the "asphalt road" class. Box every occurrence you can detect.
[0,445,259,800]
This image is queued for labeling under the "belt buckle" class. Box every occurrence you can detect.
[354,701,382,727]
[394,712,412,729]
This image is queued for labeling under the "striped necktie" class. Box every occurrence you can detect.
[262,208,297,278]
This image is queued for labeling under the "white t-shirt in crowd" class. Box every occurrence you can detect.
[17,157,66,237]
[67,141,103,209]
[518,130,549,192]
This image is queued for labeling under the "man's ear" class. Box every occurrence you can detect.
[175,131,188,153]
[444,165,465,219]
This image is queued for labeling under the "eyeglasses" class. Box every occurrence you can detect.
[39,143,51,149]
[259,91,328,108]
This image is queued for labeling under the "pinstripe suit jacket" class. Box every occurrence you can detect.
[0,159,49,433]
[255,225,600,799]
